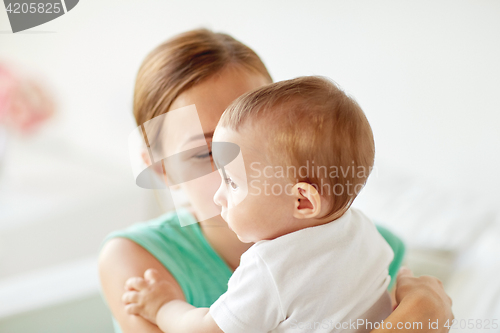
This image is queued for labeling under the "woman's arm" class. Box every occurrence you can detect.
[99,238,186,333]
[371,268,453,333]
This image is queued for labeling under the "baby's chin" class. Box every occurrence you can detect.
[236,233,254,244]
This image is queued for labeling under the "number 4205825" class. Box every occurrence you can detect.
[6,2,62,14]
[444,319,498,330]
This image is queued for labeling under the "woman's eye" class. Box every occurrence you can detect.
[194,151,212,159]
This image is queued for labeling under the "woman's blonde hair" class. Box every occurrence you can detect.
[133,28,273,127]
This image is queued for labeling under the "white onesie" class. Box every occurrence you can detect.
[209,207,394,333]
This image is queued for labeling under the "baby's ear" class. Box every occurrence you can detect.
[291,182,322,219]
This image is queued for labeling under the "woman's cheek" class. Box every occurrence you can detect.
[181,172,222,221]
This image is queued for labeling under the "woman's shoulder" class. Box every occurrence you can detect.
[101,207,201,254]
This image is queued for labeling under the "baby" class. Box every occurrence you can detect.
[122,76,394,333]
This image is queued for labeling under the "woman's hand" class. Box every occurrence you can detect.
[396,267,454,323]
[372,267,453,333]
[122,268,184,325]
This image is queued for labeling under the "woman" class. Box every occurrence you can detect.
[99,29,453,333]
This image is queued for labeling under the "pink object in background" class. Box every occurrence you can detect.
[0,62,56,136]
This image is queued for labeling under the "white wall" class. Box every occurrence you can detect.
[1,0,499,328]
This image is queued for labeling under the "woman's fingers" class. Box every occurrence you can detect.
[122,291,140,304]
[394,268,454,323]
[144,268,160,282]
[124,276,147,291]
[397,266,413,279]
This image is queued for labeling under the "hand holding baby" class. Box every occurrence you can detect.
[122,268,183,324]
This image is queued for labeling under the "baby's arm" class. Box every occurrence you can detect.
[155,300,222,333]
[122,269,223,333]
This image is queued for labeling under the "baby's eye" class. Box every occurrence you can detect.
[224,177,238,190]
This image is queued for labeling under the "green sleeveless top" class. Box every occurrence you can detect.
[101,207,405,333]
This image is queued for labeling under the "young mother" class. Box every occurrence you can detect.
[99,29,453,333]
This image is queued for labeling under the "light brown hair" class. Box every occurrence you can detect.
[133,28,273,127]
[220,76,375,220]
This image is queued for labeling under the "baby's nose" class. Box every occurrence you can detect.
[213,182,227,208]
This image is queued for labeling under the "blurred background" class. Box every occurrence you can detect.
[1,0,499,332]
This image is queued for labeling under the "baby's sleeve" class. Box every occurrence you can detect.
[209,252,285,333]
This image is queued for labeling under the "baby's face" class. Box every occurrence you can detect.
[212,124,294,243]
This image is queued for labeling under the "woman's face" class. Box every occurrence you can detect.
[165,65,270,223]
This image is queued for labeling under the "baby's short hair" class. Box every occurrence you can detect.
[219,76,375,220]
